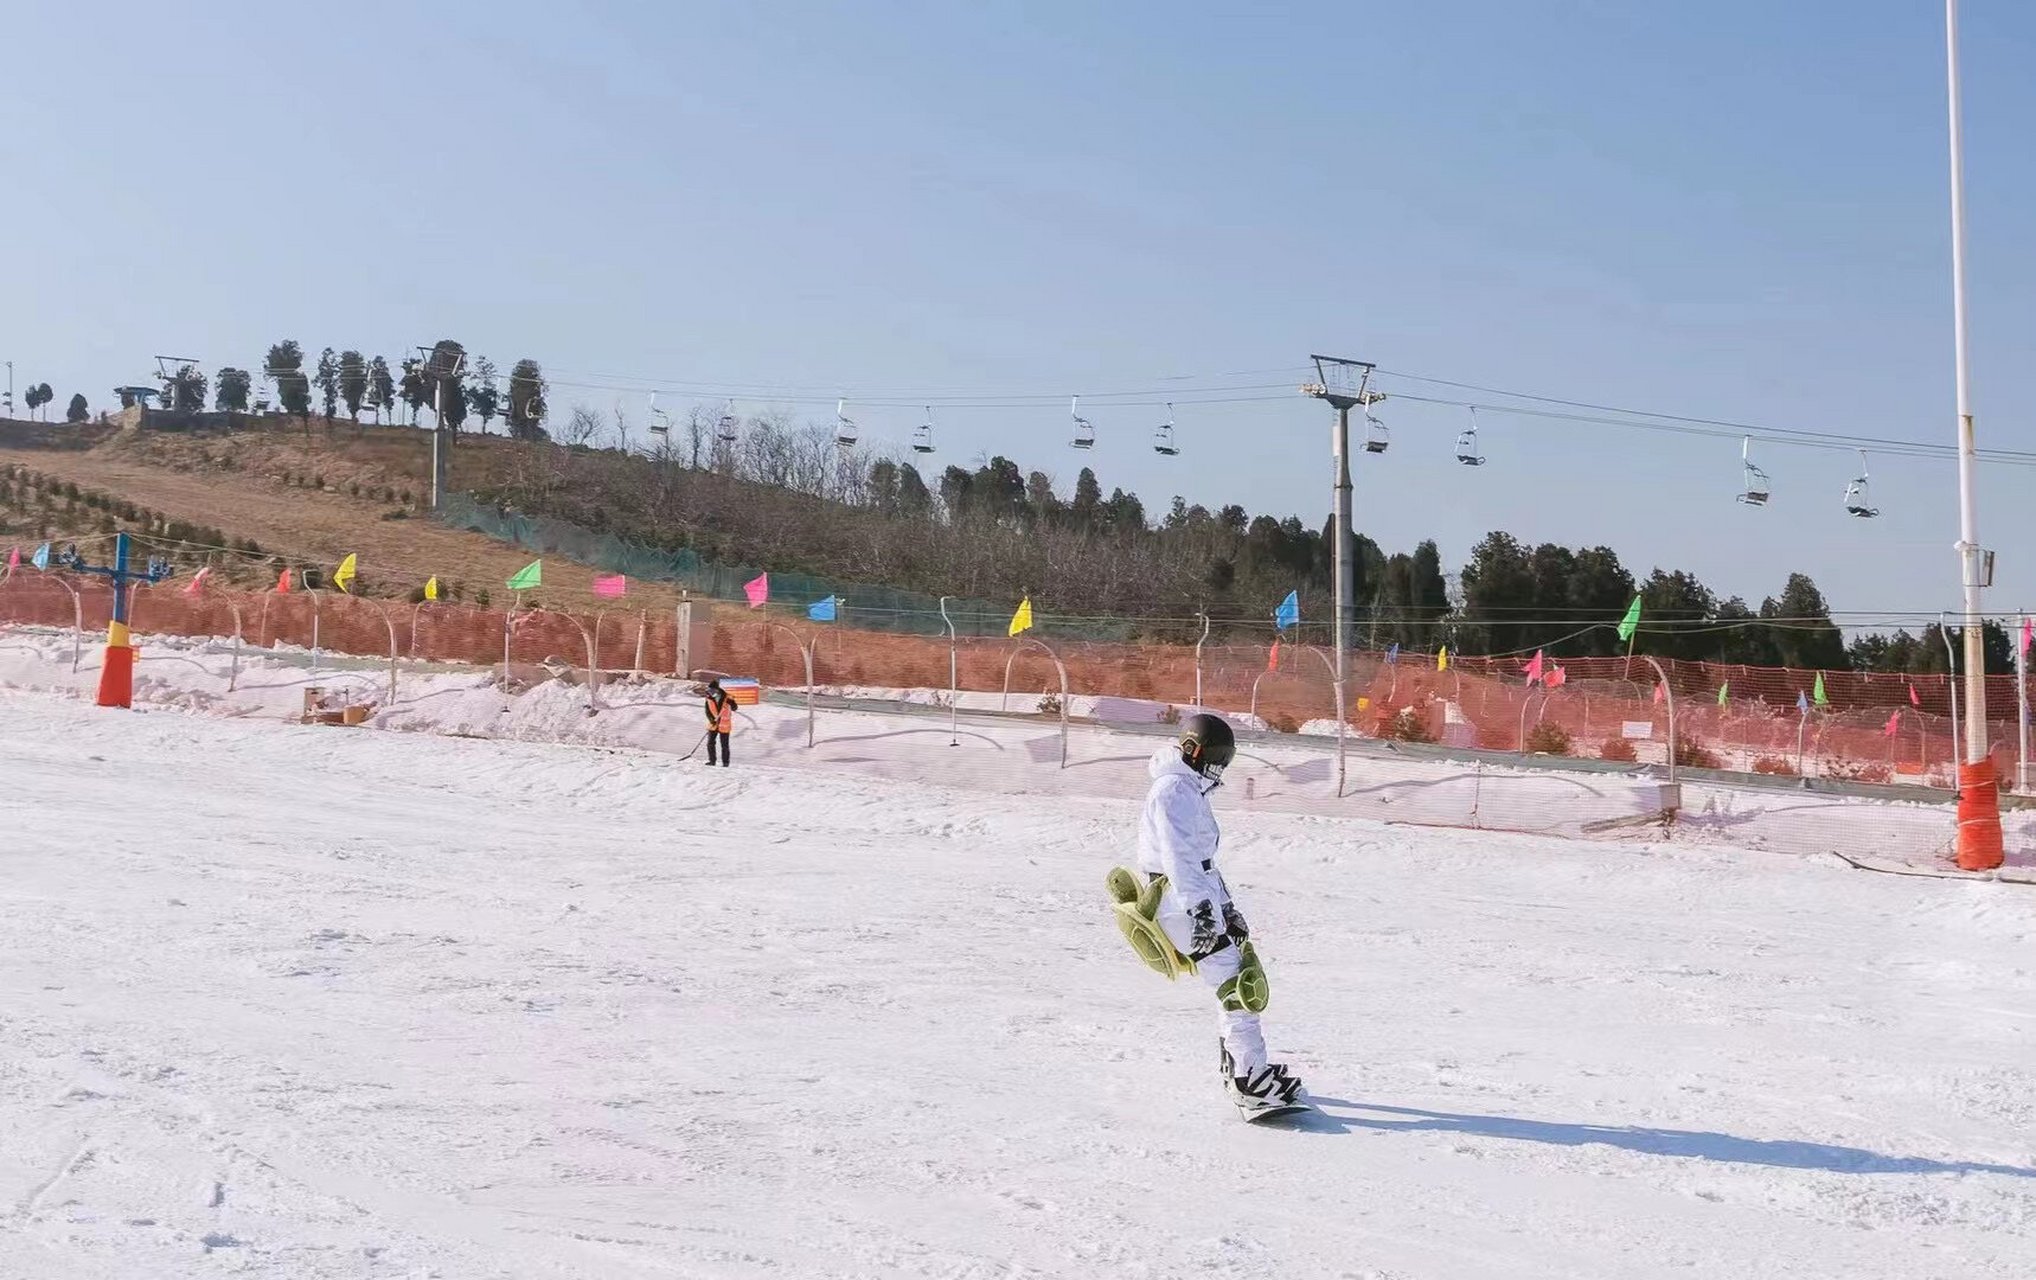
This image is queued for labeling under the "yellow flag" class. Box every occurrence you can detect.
[1437,646,1449,671]
[1008,596,1034,637]
[424,576,439,601]
[333,552,357,594]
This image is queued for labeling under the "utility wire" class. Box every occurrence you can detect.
[145,353,2032,467]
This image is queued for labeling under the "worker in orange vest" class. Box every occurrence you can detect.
[703,678,735,767]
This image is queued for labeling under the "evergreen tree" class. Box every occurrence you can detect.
[505,359,547,439]
[313,347,340,419]
[214,368,252,412]
[265,340,312,416]
[338,351,368,422]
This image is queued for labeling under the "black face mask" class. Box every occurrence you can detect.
[1198,760,1226,793]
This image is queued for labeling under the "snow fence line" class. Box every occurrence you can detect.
[4,620,2032,880]
[7,571,2031,790]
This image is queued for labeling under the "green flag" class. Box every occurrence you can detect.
[1717,681,1729,707]
[1616,596,1642,643]
[507,560,542,591]
[1812,671,1828,707]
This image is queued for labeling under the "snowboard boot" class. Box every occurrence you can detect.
[1221,1041,1303,1113]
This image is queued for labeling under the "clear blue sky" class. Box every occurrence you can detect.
[5,1,2032,627]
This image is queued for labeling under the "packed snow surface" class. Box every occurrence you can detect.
[2,690,2033,1279]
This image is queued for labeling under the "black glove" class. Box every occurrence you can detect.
[1222,902,1250,942]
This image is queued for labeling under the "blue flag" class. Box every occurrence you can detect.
[32,542,50,572]
[1386,642,1400,665]
[1273,590,1299,632]
[807,595,837,622]
[1796,690,1809,714]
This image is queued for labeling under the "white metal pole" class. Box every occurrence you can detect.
[1941,618,1961,782]
[2017,611,2030,791]
[431,375,443,511]
[939,596,958,746]
[1193,610,1208,710]
[1946,0,1987,766]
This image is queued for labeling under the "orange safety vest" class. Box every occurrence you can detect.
[707,693,733,733]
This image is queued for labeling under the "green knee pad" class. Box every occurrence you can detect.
[1107,867,1192,980]
[1217,940,1269,1013]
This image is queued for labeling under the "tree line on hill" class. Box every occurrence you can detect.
[7,381,89,423]
[135,339,551,443]
[468,404,1985,674]
[32,342,1989,676]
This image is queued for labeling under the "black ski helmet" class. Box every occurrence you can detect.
[1179,712,1237,777]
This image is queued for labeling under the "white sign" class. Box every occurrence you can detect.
[1621,721,1655,741]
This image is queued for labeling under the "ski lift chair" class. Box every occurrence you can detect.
[1071,395,1095,450]
[835,398,858,449]
[1154,403,1179,456]
[647,391,671,437]
[717,399,740,443]
[1737,436,1770,506]
[1844,449,1879,517]
[1455,407,1486,466]
[1363,412,1389,454]
[913,407,936,454]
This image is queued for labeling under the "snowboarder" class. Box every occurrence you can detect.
[1108,712,1305,1119]
[703,679,734,767]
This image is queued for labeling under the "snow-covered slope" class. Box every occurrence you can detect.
[2,691,2032,1279]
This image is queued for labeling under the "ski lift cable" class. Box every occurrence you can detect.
[369,361,2036,468]
[522,374,2036,466]
[526,360,2015,462]
[1380,391,2033,465]
[148,345,2034,464]
[1377,368,2036,463]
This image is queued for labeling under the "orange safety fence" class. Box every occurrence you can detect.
[4,573,2032,793]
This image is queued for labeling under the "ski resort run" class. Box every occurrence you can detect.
[2,636,2033,1278]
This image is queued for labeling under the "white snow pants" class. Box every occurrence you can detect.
[1157,901,1267,1077]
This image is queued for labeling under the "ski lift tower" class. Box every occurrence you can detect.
[1302,355,1384,705]
[153,355,202,410]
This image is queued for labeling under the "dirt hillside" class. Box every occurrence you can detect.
[0,420,687,612]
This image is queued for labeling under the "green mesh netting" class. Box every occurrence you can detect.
[437,494,1132,640]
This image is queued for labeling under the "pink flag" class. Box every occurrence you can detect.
[182,566,211,597]
[1545,664,1567,690]
[743,573,769,609]
[1909,683,1920,707]
[592,573,626,599]
[1653,682,1665,704]
[1267,638,1279,672]
[1884,709,1901,738]
[276,567,292,594]
[1523,650,1544,685]
[2022,617,2033,660]
[5,547,17,570]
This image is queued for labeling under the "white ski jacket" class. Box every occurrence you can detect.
[1137,746,1234,959]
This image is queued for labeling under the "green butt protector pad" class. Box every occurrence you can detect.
[1106,867,1192,980]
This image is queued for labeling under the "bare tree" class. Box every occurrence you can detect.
[609,400,635,455]
[562,404,603,449]
[684,406,713,470]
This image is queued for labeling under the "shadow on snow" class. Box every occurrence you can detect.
[1304,1098,2036,1178]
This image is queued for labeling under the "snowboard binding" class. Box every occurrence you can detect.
[1220,1042,1308,1120]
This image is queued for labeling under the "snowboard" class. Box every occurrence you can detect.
[1236,1100,1313,1124]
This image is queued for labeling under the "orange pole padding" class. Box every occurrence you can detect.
[1956,757,2004,871]
[95,620,135,709]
